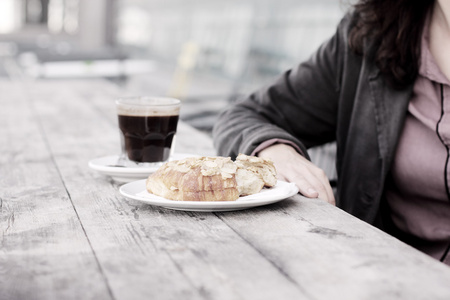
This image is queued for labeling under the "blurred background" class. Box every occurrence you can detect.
[0,0,350,180]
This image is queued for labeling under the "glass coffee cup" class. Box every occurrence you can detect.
[116,97,181,167]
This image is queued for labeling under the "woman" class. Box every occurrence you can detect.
[213,0,450,265]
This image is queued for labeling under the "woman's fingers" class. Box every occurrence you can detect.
[290,174,319,198]
[308,167,336,205]
[291,168,334,205]
[258,143,336,205]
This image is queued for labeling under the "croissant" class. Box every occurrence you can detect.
[146,154,277,201]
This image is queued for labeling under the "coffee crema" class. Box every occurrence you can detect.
[118,114,179,163]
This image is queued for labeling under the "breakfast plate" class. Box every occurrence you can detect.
[119,179,299,212]
[88,153,198,183]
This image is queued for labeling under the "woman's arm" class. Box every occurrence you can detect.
[212,14,352,204]
[213,14,351,156]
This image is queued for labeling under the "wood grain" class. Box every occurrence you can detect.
[21,79,303,299]
[1,78,450,300]
[0,80,112,300]
[218,199,450,300]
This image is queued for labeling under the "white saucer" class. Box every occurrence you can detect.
[119,179,299,212]
[88,153,198,183]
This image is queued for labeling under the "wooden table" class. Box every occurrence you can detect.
[1,78,450,300]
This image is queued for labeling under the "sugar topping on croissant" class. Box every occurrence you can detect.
[146,154,277,201]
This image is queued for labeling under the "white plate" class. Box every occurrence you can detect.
[88,153,198,183]
[119,179,299,212]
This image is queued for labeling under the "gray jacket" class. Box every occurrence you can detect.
[212,13,413,227]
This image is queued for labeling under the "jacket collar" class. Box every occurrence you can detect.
[368,67,413,176]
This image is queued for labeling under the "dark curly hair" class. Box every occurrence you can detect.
[349,0,435,88]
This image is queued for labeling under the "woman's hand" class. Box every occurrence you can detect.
[258,144,336,205]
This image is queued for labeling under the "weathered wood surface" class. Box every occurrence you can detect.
[1,78,450,300]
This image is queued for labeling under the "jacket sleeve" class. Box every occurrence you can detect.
[212,13,352,159]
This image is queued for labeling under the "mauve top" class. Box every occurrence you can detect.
[385,16,450,264]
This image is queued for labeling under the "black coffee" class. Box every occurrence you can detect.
[118,114,179,163]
